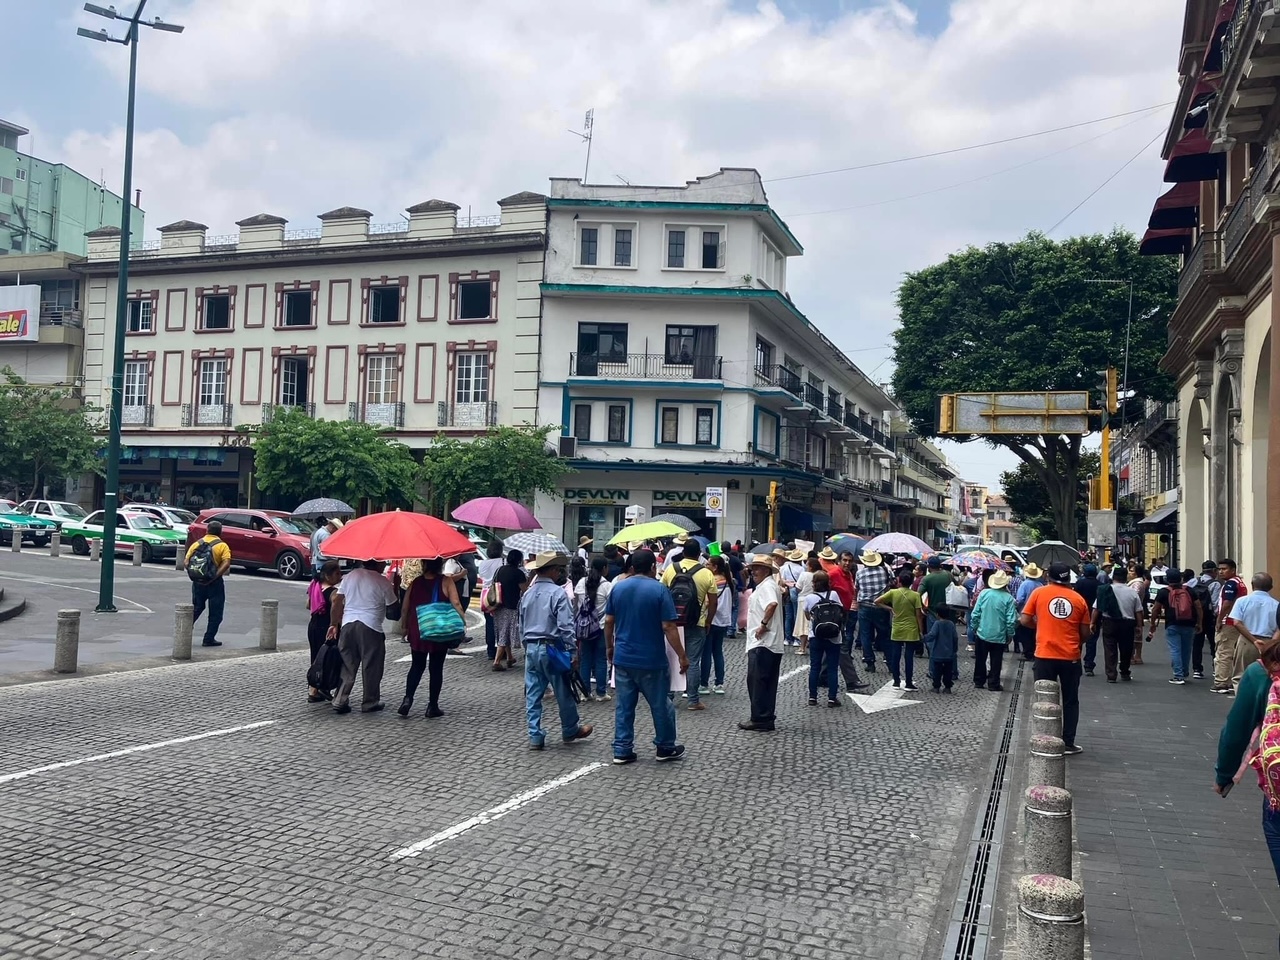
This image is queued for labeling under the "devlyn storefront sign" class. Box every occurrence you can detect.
[564,488,630,505]
[653,490,705,504]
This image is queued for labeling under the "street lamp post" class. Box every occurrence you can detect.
[77,2,183,612]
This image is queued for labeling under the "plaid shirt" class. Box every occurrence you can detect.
[855,564,891,607]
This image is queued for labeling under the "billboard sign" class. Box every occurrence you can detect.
[939,391,1092,436]
[0,285,39,343]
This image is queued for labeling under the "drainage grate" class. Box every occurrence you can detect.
[943,658,1027,960]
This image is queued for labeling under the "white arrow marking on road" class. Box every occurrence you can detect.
[779,665,809,683]
[847,683,923,714]
[394,642,488,664]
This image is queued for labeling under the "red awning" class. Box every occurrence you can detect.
[1139,228,1194,256]
[1204,0,1239,73]
[1149,182,1201,229]
[1164,129,1222,182]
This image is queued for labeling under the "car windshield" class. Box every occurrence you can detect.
[271,516,309,536]
[126,514,162,530]
[166,509,197,524]
[51,503,87,519]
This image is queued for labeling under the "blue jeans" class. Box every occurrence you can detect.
[1166,624,1195,679]
[578,632,608,696]
[808,639,840,700]
[484,611,496,660]
[683,625,707,704]
[1262,796,1280,886]
[613,664,678,758]
[887,640,918,685]
[857,605,890,666]
[524,643,581,746]
[701,624,727,687]
[783,588,799,644]
[730,589,741,635]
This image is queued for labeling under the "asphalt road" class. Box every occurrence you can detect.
[0,639,1006,959]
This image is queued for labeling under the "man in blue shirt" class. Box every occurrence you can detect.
[1014,563,1046,660]
[604,549,688,764]
[520,551,593,751]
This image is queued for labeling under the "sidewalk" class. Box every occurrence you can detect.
[1071,628,1279,960]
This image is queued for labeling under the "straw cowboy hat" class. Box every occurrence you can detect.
[328,517,345,529]
[1023,563,1045,579]
[817,546,838,561]
[989,571,1011,590]
[860,550,884,567]
[786,549,806,562]
[747,553,778,570]
[673,533,690,545]
[527,550,570,572]
[577,535,593,547]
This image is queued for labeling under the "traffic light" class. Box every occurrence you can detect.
[1100,368,1118,427]
[937,394,956,434]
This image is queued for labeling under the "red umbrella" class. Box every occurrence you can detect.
[450,496,540,530]
[321,511,475,561]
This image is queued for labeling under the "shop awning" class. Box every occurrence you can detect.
[1164,129,1223,183]
[1148,182,1201,230]
[1203,0,1239,73]
[121,447,227,462]
[1139,227,1194,256]
[1137,503,1179,530]
[780,505,833,533]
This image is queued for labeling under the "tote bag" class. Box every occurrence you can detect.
[415,577,466,648]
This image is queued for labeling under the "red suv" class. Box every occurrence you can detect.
[187,509,312,580]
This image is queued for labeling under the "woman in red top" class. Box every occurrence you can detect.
[398,558,465,719]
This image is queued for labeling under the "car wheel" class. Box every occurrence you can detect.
[33,535,49,548]
[140,542,153,563]
[276,550,303,581]
[71,535,88,556]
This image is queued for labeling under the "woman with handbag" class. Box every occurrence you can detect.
[398,557,466,719]
[491,550,528,671]
[307,560,344,702]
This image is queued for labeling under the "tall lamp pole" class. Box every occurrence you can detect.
[78,2,183,612]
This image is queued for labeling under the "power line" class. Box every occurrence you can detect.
[1044,129,1165,235]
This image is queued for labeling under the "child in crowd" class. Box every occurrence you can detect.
[923,605,959,693]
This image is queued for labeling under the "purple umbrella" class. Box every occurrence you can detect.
[451,497,541,531]
[862,532,935,558]
[950,550,1009,572]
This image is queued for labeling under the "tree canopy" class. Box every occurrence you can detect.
[892,230,1177,541]
[0,371,101,499]
[420,425,567,516]
[1000,450,1101,543]
[251,408,419,508]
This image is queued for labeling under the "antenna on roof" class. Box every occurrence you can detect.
[567,108,594,183]
[615,174,633,187]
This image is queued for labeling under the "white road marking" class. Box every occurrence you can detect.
[0,720,280,785]
[848,683,922,714]
[395,642,488,664]
[779,665,808,683]
[0,572,153,613]
[390,761,606,860]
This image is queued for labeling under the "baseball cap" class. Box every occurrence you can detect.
[927,555,941,568]
[1202,560,1217,571]
[1083,563,1098,577]
[1047,561,1072,583]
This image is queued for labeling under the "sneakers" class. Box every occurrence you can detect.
[1212,682,1234,695]
[1193,671,1204,680]
[698,685,711,695]
[656,744,687,762]
[712,684,725,695]
[1063,744,1084,756]
[827,698,841,708]
[1120,673,1132,682]
[1084,669,1095,677]
[892,680,901,688]
[597,692,613,701]
[808,697,819,706]
[1169,677,1186,685]
[904,683,918,691]
[612,753,638,765]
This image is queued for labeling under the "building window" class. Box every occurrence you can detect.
[283,290,312,327]
[577,323,628,364]
[202,294,230,330]
[126,299,152,333]
[755,409,778,456]
[755,338,774,372]
[368,285,401,324]
[365,354,399,404]
[457,280,492,320]
[0,178,12,195]
[660,407,679,444]
[701,230,722,269]
[123,360,148,407]
[665,325,716,365]
[199,359,227,407]
[280,357,309,406]
[454,351,490,404]
[695,408,714,445]
[579,227,598,266]
[608,404,627,443]
[666,229,685,268]
[614,228,632,267]
[573,404,592,441]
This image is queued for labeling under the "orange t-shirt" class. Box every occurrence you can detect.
[1022,584,1089,661]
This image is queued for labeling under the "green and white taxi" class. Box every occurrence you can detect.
[63,509,187,562]
[0,510,59,547]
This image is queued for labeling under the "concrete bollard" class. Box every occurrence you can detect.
[1025,786,1074,879]
[1032,701,1063,740]
[49,530,60,557]
[259,599,279,651]
[53,609,80,673]
[89,538,101,562]
[175,545,186,572]
[1029,734,1067,789]
[132,541,143,566]
[1016,874,1085,960]
[10,532,20,553]
[1034,679,1061,705]
[173,603,194,661]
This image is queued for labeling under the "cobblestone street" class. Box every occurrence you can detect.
[0,643,1006,959]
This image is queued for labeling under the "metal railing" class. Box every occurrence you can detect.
[182,403,233,428]
[438,401,497,428]
[1178,232,1215,301]
[457,214,502,229]
[1221,0,1262,79]
[39,305,83,327]
[369,221,410,235]
[1223,182,1256,264]
[1132,401,1177,445]
[571,352,723,379]
[754,364,803,396]
[284,227,321,241]
[842,410,896,452]
[122,404,153,427]
[826,397,843,420]
[203,234,238,251]
[349,401,405,428]
[262,403,315,423]
[802,383,824,409]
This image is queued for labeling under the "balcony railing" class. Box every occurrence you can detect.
[349,401,405,428]
[262,403,315,423]
[571,352,722,380]
[438,401,497,428]
[1223,182,1256,265]
[842,410,896,452]
[802,383,824,409]
[122,404,153,427]
[826,398,843,420]
[1178,232,1217,302]
[1131,401,1178,446]
[39,305,83,327]
[182,403,233,428]
[754,364,802,396]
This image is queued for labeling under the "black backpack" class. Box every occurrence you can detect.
[809,591,845,641]
[668,563,703,626]
[186,537,222,584]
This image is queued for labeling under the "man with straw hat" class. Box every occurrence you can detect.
[779,548,807,650]
[1014,563,1046,660]
[521,551,593,751]
[740,553,786,732]
[855,550,891,672]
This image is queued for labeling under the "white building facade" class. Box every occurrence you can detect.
[534,169,904,548]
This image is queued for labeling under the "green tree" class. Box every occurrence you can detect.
[1000,450,1101,543]
[0,371,102,498]
[419,424,568,516]
[250,408,419,507]
[892,230,1176,541]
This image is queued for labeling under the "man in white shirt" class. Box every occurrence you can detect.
[1091,568,1144,683]
[741,554,785,732]
[779,549,807,648]
[1226,573,1279,690]
[328,559,398,714]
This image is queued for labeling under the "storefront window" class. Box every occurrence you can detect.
[565,505,626,550]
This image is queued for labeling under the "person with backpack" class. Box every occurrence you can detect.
[922,605,960,693]
[1213,558,1252,694]
[398,557,466,719]
[1148,569,1203,685]
[969,570,1016,691]
[1191,561,1220,679]
[1075,564,1102,677]
[804,571,845,707]
[1092,567,1144,683]
[1223,574,1279,693]
[660,541,718,711]
[306,560,343,702]
[185,520,232,648]
[574,557,612,701]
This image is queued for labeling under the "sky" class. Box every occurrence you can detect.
[2,0,1180,489]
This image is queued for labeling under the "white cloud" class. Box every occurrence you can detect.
[64,0,1182,488]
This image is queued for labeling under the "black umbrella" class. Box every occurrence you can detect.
[293,497,356,520]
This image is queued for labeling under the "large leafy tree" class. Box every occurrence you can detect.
[892,230,1176,542]
[420,425,568,517]
[0,371,101,498]
[250,408,418,507]
[1000,450,1101,543]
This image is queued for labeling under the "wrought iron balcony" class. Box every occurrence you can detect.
[121,404,153,427]
[826,397,843,420]
[262,403,315,423]
[1131,401,1178,446]
[438,401,497,428]
[571,352,722,380]
[182,403,233,428]
[802,383,824,409]
[349,401,405,428]
[754,364,803,396]
[1178,232,1218,302]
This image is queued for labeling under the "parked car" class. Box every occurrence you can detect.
[62,509,187,561]
[454,522,500,551]
[125,503,198,538]
[0,499,17,512]
[0,509,58,546]
[16,499,89,529]
[186,509,312,580]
